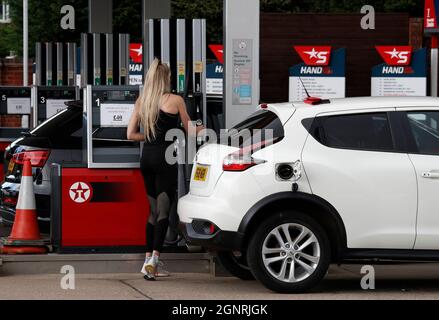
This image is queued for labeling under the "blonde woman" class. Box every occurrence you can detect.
[127,58,202,280]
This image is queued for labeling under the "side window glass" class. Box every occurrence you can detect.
[314,112,394,152]
[406,111,439,155]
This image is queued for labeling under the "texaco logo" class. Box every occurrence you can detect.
[69,182,92,203]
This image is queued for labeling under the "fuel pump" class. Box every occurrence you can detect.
[35,42,77,87]
[80,33,130,87]
[142,19,206,126]
[142,19,207,246]
[32,86,79,127]
[50,85,147,253]
[142,18,207,183]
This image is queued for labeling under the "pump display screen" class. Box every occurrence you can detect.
[88,86,140,167]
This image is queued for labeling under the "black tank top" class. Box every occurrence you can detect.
[144,109,180,145]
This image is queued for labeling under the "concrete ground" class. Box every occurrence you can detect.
[1,263,439,299]
[2,221,439,299]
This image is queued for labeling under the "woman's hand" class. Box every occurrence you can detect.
[127,99,145,141]
[176,96,206,136]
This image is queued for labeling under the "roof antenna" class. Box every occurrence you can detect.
[298,77,330,105]
[299,77,311,98]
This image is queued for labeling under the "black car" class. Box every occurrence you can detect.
[0,100,181,244]
[0,101,83,232]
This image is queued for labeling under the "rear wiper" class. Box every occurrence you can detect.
[21,131,34,137]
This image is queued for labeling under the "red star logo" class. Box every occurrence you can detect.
[69,182,92,203]
[72,183,86,201]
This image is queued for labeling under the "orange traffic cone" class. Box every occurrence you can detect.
[1,159,48,254]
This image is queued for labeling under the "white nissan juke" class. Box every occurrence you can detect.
[178,96,439,293]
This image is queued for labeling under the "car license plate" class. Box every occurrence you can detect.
[7,160,14,172]
[194,165,209,182]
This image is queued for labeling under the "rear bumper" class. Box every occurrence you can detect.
[177,192,244,232]
[179,222,244,251]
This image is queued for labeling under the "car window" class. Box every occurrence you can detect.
[220,110,284,148]
[406,111,439,155]
[31,107,82,138]
[29,106,83,149]
[314,112,394,152]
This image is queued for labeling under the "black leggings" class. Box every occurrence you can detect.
[140,144,177,253]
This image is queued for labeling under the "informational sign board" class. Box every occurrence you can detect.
[100,103,135,127]
[289,47,346,101]
[0,86,32,133]
[34,86,77,126]
[46,99,70,118]
[207,44,224,96]
[206,63,223,96]
[371,47,427,97]
[232,39,253,105]
[7,97,31,115]
[129,43,143,86]
[425,0,439,32]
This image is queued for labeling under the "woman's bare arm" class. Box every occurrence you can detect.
[176,96,204,135]
[127,99,145,141]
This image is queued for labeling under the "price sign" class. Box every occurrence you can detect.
[100,103,134,127]
[7,97,31,114]
[46,99,71,118]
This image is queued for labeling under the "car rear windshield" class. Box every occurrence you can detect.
[30,107,82,138]
[220,110,284,148]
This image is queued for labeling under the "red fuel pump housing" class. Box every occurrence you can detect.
[60,168,149,248]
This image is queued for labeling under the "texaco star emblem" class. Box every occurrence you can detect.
[69,182,92,203]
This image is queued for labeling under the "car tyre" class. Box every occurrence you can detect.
[216,251,255,280]
[247,210,330,293]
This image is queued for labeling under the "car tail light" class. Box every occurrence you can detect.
[3,196,17,206]
[13,150,50,167]
[223,153,265,171]
[223,140,270,172]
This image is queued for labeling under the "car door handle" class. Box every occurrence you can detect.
[421,171,439,178]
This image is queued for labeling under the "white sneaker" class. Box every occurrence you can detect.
[140,256,152,275]
[145,255,159,276]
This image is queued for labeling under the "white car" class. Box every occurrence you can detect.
[178,96,439,293]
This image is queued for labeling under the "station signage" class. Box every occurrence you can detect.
[289,47,346,101]
[207,44,223,96]
[100,103,135,127]
[46,99,70,118]
[6,97,31,115]
[371,46,427,96]
[129,43,143,86]
[425,0,439,30]
[232,39,253,105]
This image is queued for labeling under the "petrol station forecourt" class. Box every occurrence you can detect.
[0,0,439,304]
